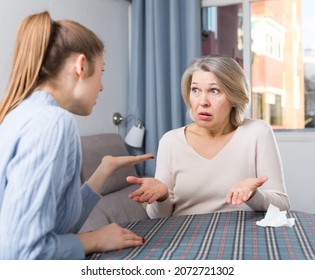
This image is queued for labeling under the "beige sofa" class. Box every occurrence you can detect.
[79,133,149,232]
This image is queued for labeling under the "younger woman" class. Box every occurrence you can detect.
[0,11,152,259]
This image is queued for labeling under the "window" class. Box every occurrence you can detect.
[201,0,314,129]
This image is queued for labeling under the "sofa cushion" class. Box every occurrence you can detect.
[80,133,139,195]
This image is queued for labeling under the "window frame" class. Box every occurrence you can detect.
[201,0,315,141]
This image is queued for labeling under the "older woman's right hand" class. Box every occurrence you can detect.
[127,176,168,204]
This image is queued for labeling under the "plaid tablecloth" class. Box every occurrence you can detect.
[88,211,315,260]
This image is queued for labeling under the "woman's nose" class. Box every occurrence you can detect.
[199,92,210,106]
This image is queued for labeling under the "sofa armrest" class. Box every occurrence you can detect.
[80,185,149,232]
[80,133,138,195]
[79,133,149,232]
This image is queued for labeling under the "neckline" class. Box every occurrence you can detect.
[182,124,240,160]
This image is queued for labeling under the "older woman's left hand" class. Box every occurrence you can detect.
[226,176,268,205]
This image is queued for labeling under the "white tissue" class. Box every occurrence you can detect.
[256,204,295,227]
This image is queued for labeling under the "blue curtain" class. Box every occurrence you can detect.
[128,0,201,176]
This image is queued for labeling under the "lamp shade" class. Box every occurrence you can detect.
[124,125,145,148]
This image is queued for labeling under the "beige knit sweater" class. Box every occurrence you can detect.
[147,119,290,219]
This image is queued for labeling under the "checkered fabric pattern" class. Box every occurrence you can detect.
[88,211,315,260]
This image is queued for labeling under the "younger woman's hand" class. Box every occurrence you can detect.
[78,223,144,254]
[88,154,154,194]
[102,153,155,173]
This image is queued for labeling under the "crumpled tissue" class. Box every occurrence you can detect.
[256,204,295,227]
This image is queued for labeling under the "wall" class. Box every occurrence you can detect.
[276,132,315,213]
[0,0,130,136]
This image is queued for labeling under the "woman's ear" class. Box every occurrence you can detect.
[75,54,86,77]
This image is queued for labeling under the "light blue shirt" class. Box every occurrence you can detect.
[0,91,100,259]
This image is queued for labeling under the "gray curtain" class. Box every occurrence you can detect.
[128,0,201,176]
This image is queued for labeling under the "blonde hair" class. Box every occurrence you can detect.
[181,54,250,127]
[0,11,104,123]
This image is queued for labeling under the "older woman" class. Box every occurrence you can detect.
[128,54,290,218]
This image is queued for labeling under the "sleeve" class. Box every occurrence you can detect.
[71,182,101,232]
[146,133,174,218]
[246,122,290,211]
[0,112,87,259]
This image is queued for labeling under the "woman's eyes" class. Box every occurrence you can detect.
[192,87,199,94]
[210,88,220,95]
[191,87,220,96]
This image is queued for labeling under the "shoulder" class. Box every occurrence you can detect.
[6,92,78,147]
[157,127,186,152]
[240,118,273,135]
[26,91,77,136]
[160,126,185,143]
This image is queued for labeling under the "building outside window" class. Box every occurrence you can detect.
[201,0,314,129]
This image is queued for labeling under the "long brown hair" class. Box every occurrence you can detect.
[0,11,104,123]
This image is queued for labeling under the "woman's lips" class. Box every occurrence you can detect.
[198,112,212,120]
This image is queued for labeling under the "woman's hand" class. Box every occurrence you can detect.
[127,176,168,204]
[88,153,154,194]
[226,176,268,205]
[78,223,144,254]
[101,153,155,174]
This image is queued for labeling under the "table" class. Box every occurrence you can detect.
[88,211,315,260]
